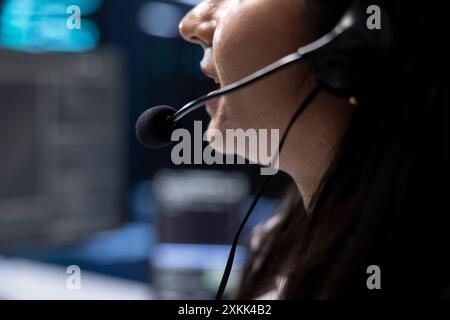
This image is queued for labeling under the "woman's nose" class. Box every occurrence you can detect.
[179,2,216,47]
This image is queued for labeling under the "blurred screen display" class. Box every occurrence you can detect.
[0,83,38,198]
[0,49,125,247]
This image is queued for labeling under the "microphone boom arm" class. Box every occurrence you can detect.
[172,51,303,122]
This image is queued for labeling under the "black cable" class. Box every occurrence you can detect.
[215,84,323,300]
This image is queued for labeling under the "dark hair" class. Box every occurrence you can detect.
[235,0,449,299]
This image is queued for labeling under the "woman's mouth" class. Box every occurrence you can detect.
[205,96,219,117]
[200,49,221,117]
[201,67,221,117]
[201,66,220,83]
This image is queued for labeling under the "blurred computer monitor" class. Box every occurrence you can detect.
[0,47,126,248]
[151,169,249,299]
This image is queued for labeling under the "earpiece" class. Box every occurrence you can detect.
[310,0,392,98]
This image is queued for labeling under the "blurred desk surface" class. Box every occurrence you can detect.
[0,257,154,300]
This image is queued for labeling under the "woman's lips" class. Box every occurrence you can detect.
[205,97,219,116]
[203,73,221,117]
[200,50,220,117]
[201,67,219,84]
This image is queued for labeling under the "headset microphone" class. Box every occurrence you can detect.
[135,0,392,299]
[136,0,391,150]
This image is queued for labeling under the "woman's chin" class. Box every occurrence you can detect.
[206,126,232,155]
[206,121,225,152]
[206,128,265,166]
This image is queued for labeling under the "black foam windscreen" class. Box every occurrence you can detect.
[135,105,178,149]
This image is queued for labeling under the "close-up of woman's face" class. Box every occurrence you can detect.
[179,0,322,160]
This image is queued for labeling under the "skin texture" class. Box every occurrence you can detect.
[179,0,354,209]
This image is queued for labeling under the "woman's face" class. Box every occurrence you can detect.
[179,0,321,161]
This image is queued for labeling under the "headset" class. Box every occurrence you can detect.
[135,0,392,300]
